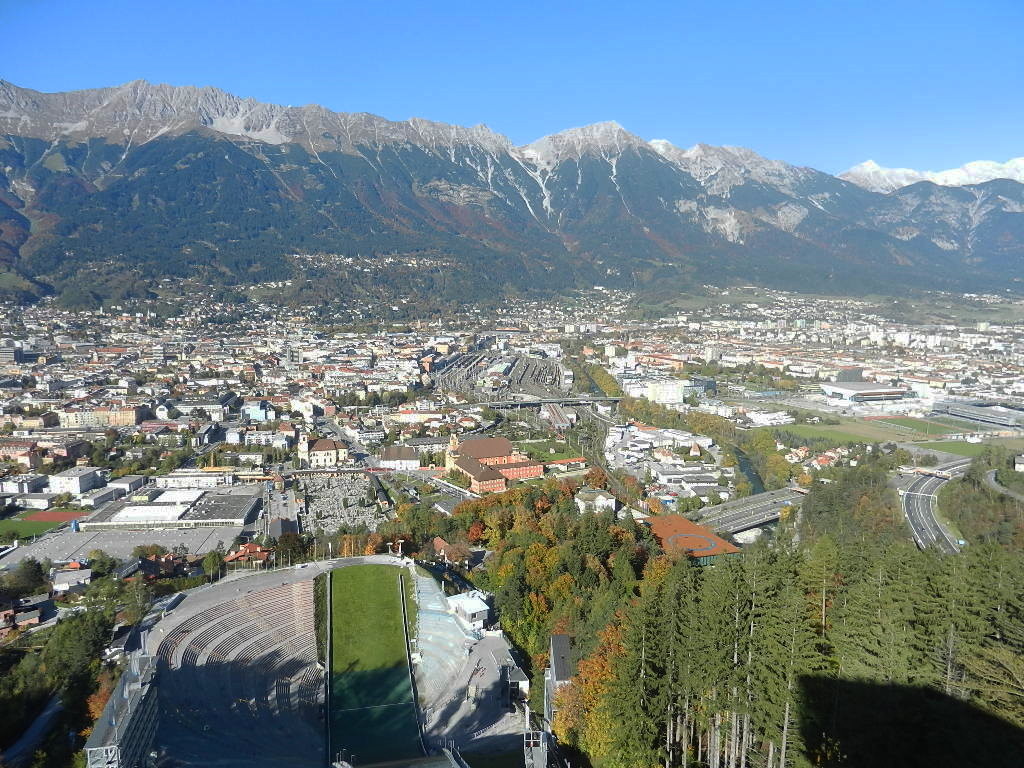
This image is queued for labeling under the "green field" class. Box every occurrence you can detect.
[0,519,60,538]
[872,417,957,435]
[915,441,991,457]
[766,415,1002,446]
[329,565,421,764]
[763,424,871,444]
[518,439,580,462]
[929,416,990,431]
[916,438,1024,458]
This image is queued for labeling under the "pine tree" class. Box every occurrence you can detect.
[608,557,672,768]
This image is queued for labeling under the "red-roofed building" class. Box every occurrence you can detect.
[224,543,274,568]
[646,515,740,566]
[445,435,543,492]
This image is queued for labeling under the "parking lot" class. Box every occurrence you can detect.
[0,524,243,565]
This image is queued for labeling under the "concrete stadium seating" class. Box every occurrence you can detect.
[155,580,324,767]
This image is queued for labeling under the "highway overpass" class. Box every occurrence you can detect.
[693,488,804,534]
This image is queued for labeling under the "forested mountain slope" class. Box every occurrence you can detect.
[2,80,1023,304]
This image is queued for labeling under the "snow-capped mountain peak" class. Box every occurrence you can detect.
[840,157,1024,193]
[521,121,646,169]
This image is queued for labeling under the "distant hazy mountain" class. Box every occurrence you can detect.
[1,79,1022,305]
[841,157,1024,193]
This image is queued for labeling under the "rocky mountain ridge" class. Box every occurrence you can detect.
[0,79,1022,305]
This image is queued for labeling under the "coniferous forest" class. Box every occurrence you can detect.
[434,449,1024,768]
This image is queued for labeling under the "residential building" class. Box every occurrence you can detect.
[52,568,93,594]
[574,486,619,514]
[49,466,104,495]
[380,444,419,471]
[302,438,349,468]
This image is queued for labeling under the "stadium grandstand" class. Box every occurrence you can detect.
[151,576,325,766]
[143,559,490,768]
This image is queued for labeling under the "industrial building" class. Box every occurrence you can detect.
[820,381,911,402]
[934,401,1024,428]
[79,486,260,531]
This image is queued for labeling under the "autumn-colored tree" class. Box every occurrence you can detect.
[446,538,471,565]
[553,621,625,761]
[81,669,116,738]
[585,466,609,489]
[467,520,486,543]
[621,474,642,501]
[364,532,383,555]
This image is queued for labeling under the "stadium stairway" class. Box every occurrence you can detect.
[410,569,477,708]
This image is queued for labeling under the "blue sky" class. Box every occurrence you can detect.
[2,0,1020,173]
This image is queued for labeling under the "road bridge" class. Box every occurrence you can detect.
[693,488,804,534]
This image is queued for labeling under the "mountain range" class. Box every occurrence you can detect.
[840,157,1024,194]
[1,79,1022,306]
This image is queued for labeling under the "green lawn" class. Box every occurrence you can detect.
[917,438,1024,458]
[916,441,989,457]
[929,416,991,431]
[518,439,580,462]
[764,424,870,444]
[329,565,421,764]
[995,468,1024,496]
[770,417,995,445]
[873,417,957,435]
[0,519,60,538]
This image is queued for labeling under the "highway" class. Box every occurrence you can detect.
[693,488,804,534]
[899,459,970,554]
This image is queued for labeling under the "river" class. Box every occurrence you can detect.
[735,448,766,495]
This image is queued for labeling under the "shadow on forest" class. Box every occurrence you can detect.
[799,675,1024,768]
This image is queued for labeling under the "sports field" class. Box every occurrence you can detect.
[916,441,991,457]
[329,565,421,765]
[929,416,991,431]
[0,518,60,538]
